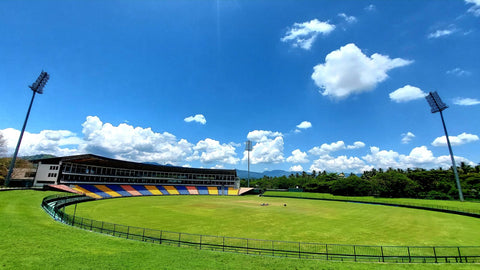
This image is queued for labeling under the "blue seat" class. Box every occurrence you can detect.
[197,186,209,195]
[175,186,190,195]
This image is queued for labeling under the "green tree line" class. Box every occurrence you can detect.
[241,163,480,200]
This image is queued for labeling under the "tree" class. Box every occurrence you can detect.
[330,174,372,196]
[371,171,418,198]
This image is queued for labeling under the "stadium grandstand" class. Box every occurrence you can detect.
[25,154,240,197]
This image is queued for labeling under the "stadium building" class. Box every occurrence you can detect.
[28,154,240,197]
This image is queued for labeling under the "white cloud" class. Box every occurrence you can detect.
[401,132,415,144]
[286,149,309,163]
[190,138,239,164]
[281,19,335,50]
[466,0,480,16]
[446,68,471,76]
[347,141,366,149]
[248,137,284,164]
[290,165,304,172]
[309,140,365,155]
[389,85,427,103]
[311,43,413,99]
[310,154,371,173]
[82,116,194,165]
[453,98,480,106]
[184,114,206,125]
[363,146,475,170]
[244,130,284,164]
[247,130,283,142]
[338,13,357,23]
[431,132,479,147]
[1,128,82,157]
[428,29,454,39]
[296,121,312,129]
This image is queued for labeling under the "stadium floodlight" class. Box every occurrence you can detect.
[5,71,50,187]
[245,140,253,187]
[425,91,464,201]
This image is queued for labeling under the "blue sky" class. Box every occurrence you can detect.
[1,0,479,173]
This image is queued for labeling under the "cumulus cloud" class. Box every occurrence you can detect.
[447,68,471,76]
[453,98,480,106]
[281,19,335,50]
[82,116,194,164]
[309,140,365,156]
[401,132,415,144]
[295,121,312,132]
[338,13,357,23]
[296,121,312,129]
[290,165,304,172]
[189,138,239,164]
[1,128,82,157]
[431,132,479,147]
[184,114,206,125]
[363,146,475,171]
[247,130,283,142]
[311,43,413,99]
[389,85,427,103]
[428,29,455,39]
[308,145,476,173]
[286,149,309,163]
[466,0,480,16]
[244,130,284,164]
[310,155,371,173]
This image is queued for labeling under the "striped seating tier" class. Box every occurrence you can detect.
[106,185,132,197]
[130,185,153,196]
[71,184,238,198]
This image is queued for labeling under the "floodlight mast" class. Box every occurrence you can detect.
[245,140,253,187]
[425,91,464,201]
[5,71,49,187]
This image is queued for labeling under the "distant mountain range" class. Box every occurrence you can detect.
[236,169,291,179]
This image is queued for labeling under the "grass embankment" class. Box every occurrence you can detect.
[68,195,480,246]
[0,190,478,270]
[263,191,480,214]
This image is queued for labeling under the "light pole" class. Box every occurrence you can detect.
[425,91,464,201]
[5,71,49,187]
[245,140,252,187]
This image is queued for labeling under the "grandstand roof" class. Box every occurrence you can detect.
[32,154,237,176]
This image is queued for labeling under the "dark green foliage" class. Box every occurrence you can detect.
[242,165,480,201]
[330,174,371,196]
[371,171,418,198]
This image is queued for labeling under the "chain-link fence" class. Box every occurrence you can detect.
[42,194,480,263]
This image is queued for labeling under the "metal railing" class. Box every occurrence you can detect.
[41,195,480,263]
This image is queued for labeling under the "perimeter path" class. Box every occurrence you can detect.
[261,191,480,218]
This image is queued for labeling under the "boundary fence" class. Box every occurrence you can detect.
[41,194,480,264]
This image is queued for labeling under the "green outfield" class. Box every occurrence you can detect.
[263,191,480,213]
[1,190,479,270]
[68,194,480,246]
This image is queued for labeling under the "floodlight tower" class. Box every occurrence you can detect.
[245,140,253,187]
[425,91,464,201]
[5,71,49,187]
